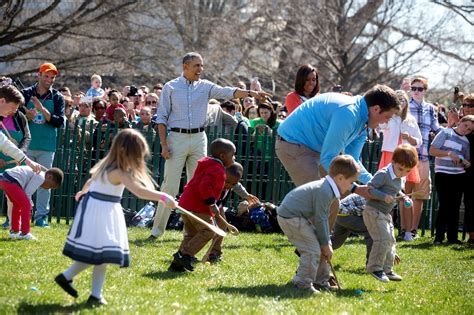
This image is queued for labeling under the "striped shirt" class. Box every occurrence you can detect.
[155,75,236,129]
[409,99,441,161]
[431,128,470,174]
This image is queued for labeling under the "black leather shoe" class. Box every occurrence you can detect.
[54,273,78,298]
[86,295,107,306]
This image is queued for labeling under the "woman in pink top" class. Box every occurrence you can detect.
[285,64,320,114]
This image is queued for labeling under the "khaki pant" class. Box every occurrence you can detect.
[180,211,216,257]
[208,208,226,257]
[277,216,330,289]
[275,139,320,187]
[151,131,207,237]
[363,206,396,273]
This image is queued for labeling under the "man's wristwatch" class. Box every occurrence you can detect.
[350,183,358,194]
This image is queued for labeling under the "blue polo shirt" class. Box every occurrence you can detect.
[278,92,372,184]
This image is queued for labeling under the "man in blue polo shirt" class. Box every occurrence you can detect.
[276,84,400,187]
[21,62,65,227]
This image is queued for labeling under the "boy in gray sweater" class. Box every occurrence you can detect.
[277,155,360,294]
[0,165,63,240]
[364,144,417,282]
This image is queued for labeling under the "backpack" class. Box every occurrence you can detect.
[130,202,156,228]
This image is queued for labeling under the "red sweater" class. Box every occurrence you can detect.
[285,91,303,114]
[178,156,226,216]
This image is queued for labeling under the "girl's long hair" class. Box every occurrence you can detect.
[90,129,154,189]
[258,101,277,128]
[395,90,409,121]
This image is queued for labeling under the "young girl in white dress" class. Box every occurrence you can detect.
[54,129,177,306]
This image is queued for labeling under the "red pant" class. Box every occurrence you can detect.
[0,180,31,234]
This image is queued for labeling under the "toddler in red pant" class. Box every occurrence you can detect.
[0,165,63,240]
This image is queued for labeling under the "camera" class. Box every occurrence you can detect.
[332,85,343,93]
[451,86,464,109]
[127,85,139,97]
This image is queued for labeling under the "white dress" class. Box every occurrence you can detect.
[63,173,129,267]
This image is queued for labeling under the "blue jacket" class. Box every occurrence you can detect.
[278,92,372,184]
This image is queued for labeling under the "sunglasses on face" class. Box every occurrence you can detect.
[146,101,157,105]
[411,87,425,92]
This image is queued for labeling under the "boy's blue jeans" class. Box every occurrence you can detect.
[27,150,55,221]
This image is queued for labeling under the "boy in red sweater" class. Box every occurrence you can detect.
[169,138,235,272]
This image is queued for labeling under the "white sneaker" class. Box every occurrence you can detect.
[403,232,414,241]
[8,232,21,239]
[19,233,37,241]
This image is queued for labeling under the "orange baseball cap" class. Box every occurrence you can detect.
[39,63,58,75]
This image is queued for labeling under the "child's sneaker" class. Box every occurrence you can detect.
[172,251,194,271]
[294,283,320,294]
[8,231,21,239]
[386,271,403,281]
[19,233,37,241]
[411,230,419,239]
[207,254,222,264]
[370,270,389,283]
[403,232,414,241]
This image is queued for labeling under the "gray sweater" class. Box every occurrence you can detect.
[366,164,402,214]
[277,177,339,245]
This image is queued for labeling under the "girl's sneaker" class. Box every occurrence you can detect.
[19,233,37,241]
[8,231,21,239]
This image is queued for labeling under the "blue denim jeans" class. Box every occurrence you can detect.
[27,150,55,220]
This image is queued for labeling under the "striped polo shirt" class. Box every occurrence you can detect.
[431,128,470,174]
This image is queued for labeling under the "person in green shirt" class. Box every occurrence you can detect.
[250,102,282,158]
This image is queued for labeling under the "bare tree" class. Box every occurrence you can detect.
[1,0,138,77]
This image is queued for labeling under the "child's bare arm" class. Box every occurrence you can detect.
[118,170,177,208]
[75,178,92,201]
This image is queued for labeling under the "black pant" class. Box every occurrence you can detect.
[463,172,474,234]
[434,172,466,242]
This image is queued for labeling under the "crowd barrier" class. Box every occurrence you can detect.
[2,120,441,234]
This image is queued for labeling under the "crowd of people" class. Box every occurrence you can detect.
[0,52,473,303]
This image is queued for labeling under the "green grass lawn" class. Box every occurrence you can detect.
[0,223,472,314]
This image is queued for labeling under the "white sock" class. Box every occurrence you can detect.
[91,264,107,298]
[63,261,90,281]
